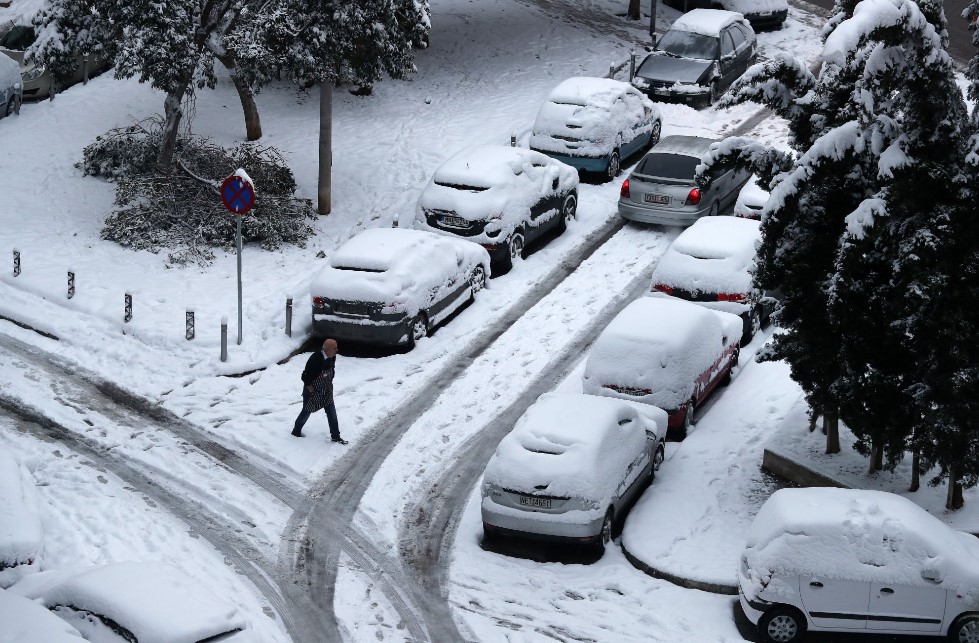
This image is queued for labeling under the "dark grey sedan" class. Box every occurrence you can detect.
[618,135,751,226]
[630,9,756,107]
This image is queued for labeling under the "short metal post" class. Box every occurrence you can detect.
[236,215,243,346]
[67,271,75,299]
[629,51,636,82]
[285,298,293,337]
[510,132,517,147]
[220,316,228,362]
[392,214,399,228]
[82,54,89,84]
[186,310,195,341]
[124,293,132,323]
[13,249,20,277]
[650,0,658,40]
[609,61,616,78]
[13,93,19,115]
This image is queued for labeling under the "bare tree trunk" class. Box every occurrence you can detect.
[218,53,261,141]
[947,465,965,511]
[318,83,332,215]
[867,441,883,474]
[808,406,819,432]
[158,85,189,173]
[627,0,642,19]
[909,449,920,492]
[824,407,840,454]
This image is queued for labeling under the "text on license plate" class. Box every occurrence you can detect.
[440,215,470,228]
[519,496,551,509]
[645,194,670,204]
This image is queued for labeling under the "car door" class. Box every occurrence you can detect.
[527,161,562,236]
[718,30,740,90]
[621,91,648,157]
[800,576,871,630]
[729,25,752,77]
[615,435,650,510]
[866,582,946,633]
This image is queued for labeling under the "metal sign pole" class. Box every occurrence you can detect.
[236,215,243,345]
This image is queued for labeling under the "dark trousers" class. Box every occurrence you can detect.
[293,396,340,440]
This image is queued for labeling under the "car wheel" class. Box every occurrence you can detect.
[758,606,806,643]
[647,121,662,150]
[741,307,762,346]
[952,615,979,643]
[406,313,428,349]
[469,265,487,298]
[720,348,738,386]
[507,231,525,263]
[650,443,665,482]
[4,95,19,117]
[598,507,614,549]
[676,402,695,440]
[556,191,577,233]
[708,81,720,106]
[605,149,621,182]
[709,202,720,217]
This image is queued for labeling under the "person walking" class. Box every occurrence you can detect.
[292,338,348,444]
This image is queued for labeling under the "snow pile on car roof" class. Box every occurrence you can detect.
[742,488,979,600]
[0,452,42,589]
[716,0,786,17]
[0,589,85,642]
[0,52,20,93]
[671,9,745,37]
[582,297,734,410]
[652,217,760,295]
[483,393,650,500]
[9,561,246,643]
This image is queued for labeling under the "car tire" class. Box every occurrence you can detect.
[758,606,807,643]
[406,313,428,350]
[708,81,720,107]
[605,149,621,182]
[647,121,662,150]
[555,191,577,233]
[469,265,487,299]
[4,95,20,117]
[498,231,525,272]
[720,348,738,386]
[741,307,762,346]
[951,614,979,643]
[596,507,614,553]
[709,202,720,217]
[651,443,665,481]
[678,401,695,440]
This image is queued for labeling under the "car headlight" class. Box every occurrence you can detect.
[22,66,45,81]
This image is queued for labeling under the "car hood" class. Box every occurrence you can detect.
[637,55,714,85]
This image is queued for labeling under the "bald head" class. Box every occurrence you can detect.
[323,338,338,357]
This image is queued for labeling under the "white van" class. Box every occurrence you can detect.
[740,488,979,643]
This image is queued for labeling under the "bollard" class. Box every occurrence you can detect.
[392,213,399,228]
[83,54,89,84]
[629,51,636,82]
[220,316,228,362]
[286,298,293,337]
[186,310,195,341]
[67,271,75,299]
[124,293,132,323]
[13,249,20,277]
[610,61,615,79]
[510,132,517,147]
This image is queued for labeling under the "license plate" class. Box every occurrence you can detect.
[439,215,470,228]
[645,194,670,204]
[519,496,551,509]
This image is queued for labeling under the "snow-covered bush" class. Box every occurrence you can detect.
[84,119,315,266]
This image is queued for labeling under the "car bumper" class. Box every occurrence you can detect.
[618,199,711,226]
[637,85,710,106]
[532,149,609,173]
[745,9,788,27]
[739,585,768,625]
[476,242,513,264]
[482,504,605,542]
[311,314,411,346]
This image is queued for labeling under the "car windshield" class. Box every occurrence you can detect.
[636,153,701,179]
[656,30,717,60]
[0,25,36,50]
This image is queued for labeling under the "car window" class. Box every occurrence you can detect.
[729,27,747,51]
[734,24,755,45]
[621,92,643,118]
[0,25,36,50]
[654,30,718,60]
[636,153,701,179]
[720,31,736,58]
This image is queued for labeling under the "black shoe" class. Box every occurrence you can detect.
[291,431,305,438]
[331,437,348,445]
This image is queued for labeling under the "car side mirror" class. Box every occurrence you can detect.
[921,567,943,583]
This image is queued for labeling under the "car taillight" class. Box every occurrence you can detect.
[653,283,673,295]
[620,179,630,199]
[312,297,326,307]
[717,293,746,302]
[685,188,701,206]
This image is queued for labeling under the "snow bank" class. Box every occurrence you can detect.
[9,562,247,643]
[743,488,979,600]
[482,393,651,501]
[0,589,85,642]
[0,54,19,92]
[651,217,759,298]
[0,452,42,588]
[672,9,747,38]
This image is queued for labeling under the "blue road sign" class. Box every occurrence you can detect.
[221,175,256,214]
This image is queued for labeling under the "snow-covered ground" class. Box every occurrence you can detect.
[2,0,948,640]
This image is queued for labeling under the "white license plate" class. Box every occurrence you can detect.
[519,496,551,509]
[645,194,670,204]
[440,215,470,228]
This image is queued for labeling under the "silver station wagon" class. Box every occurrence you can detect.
[618,135,751,225]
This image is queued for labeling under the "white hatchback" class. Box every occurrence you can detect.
[740,488,979,643]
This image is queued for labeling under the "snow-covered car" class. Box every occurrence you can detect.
[0,590,86,642]
[582,296,741,439]
[733,174,769,219]
[311,228,490,348]
[0,51,21,118]
[712,0,788,29]
[0,25,110,101]
[740,488,979,643]
[630,9,757,107]
[481,393,668,552]
[414,145,579,271]
[7,561,248,643]
[650,216,772,345]
[529,77,663,182]
[0,451,42,589]
[618,135,751,225]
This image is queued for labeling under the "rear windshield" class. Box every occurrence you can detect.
[656,30,718,60]
[0,25,36,50]
[433,181,488,192]
[333,266,385,273]
[636,153,701,179]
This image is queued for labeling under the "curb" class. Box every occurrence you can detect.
[762,448,850,489]
[620,542,738,595]
[0,313,60,341]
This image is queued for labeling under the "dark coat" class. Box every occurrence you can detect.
[301,352,335,412]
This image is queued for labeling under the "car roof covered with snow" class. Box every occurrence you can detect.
[483,393,658,499]
[643,135,715,159]
[582,297,741,410]
[743,489,979,596]
[0,590,86,643]
[545,77,634,108]
[8,562,247,643]
[431,145,558,189]
[670,9,747,37]
[652,217,760,295]
[311,228,489,307]
[0,451,42,588]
